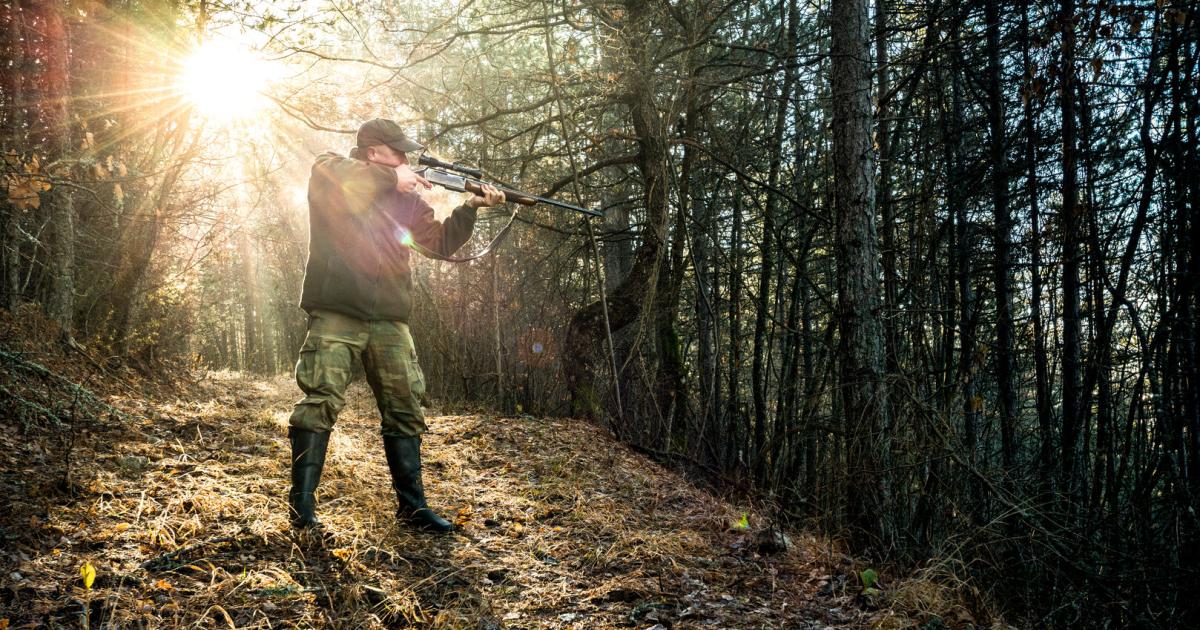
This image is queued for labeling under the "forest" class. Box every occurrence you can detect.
[1,0,1197,627]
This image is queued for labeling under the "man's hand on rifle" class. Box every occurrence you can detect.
[395,164,432,194]
[467,183,506,209]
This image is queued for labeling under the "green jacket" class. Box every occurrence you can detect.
[300,151,478,321]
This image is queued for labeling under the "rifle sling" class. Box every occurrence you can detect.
[404,206,518,263]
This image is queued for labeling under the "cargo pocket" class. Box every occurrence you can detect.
[408,346,426,403]
[294,334,321,395]
[291,336,353,431]
[295,334,353,404]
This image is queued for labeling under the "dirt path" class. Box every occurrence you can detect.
[2,371,868,628]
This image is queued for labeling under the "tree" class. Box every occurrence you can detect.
[831,0,891,549]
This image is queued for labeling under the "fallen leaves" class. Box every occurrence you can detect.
[0,369,955,629]
[80,561,95,590]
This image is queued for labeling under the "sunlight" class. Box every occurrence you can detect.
[177,39,279,122]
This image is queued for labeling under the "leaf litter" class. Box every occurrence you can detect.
[1,325,922,628]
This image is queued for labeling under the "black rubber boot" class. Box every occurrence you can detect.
[383,435,454,533]
[288,427,330,529]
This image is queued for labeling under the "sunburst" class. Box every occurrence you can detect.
[176,38,280,123]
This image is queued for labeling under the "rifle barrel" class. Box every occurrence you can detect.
[489,183,601,217]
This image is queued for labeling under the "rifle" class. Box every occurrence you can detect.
[399,154,601,263]
[417,154,603,218]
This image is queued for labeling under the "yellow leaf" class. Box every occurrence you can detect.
[0,617,9,630]
[81,561,96,589]
[113,523,131,533]
[153,579,173,591]
[331,547,352,560]
[734,513,750,530]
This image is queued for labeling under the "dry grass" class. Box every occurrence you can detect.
[1,320,966,629]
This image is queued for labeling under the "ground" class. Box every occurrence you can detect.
[1,345,942,628]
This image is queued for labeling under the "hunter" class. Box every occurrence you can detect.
[287,118,505,532]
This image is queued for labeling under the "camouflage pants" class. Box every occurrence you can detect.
[289,309,427,437]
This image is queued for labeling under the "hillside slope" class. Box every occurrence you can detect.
[2,365,893,628]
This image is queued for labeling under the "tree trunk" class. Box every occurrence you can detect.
[945,14,982,522]
[655,171,687,447]
[565,0,671,423]
[240,231,260,373]
[1059,0,1084,501]
[683,91,721,468]
[35,2,75,337]
[1021,2,1054,488]
[986,0,1017,473]
[1,1,27,311]
[831,0,891,550]
[107,200,166,352]
[493,253,506,410]
[752,0,798,486]
[876,0,898,375]
[727,193,744,471]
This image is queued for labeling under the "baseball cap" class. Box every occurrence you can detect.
[356,118,424,153]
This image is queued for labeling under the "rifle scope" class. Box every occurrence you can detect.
[417,154,483,178]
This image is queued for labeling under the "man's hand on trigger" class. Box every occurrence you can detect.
[467,183,506,209]
[395,164,432,194]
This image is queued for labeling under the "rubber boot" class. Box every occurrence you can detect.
[288,427,330,529]
[383,435,454,533]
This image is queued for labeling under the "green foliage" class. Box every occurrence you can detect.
[860,568,880,595]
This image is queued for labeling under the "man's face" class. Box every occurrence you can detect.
[366,144,409,168]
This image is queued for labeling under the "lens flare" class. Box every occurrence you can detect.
[518,328,554,367]
[394,226,414,247]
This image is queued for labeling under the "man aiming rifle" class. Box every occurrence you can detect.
[286,118,505,533]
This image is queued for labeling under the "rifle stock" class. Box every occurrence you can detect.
[462,179,536,206]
